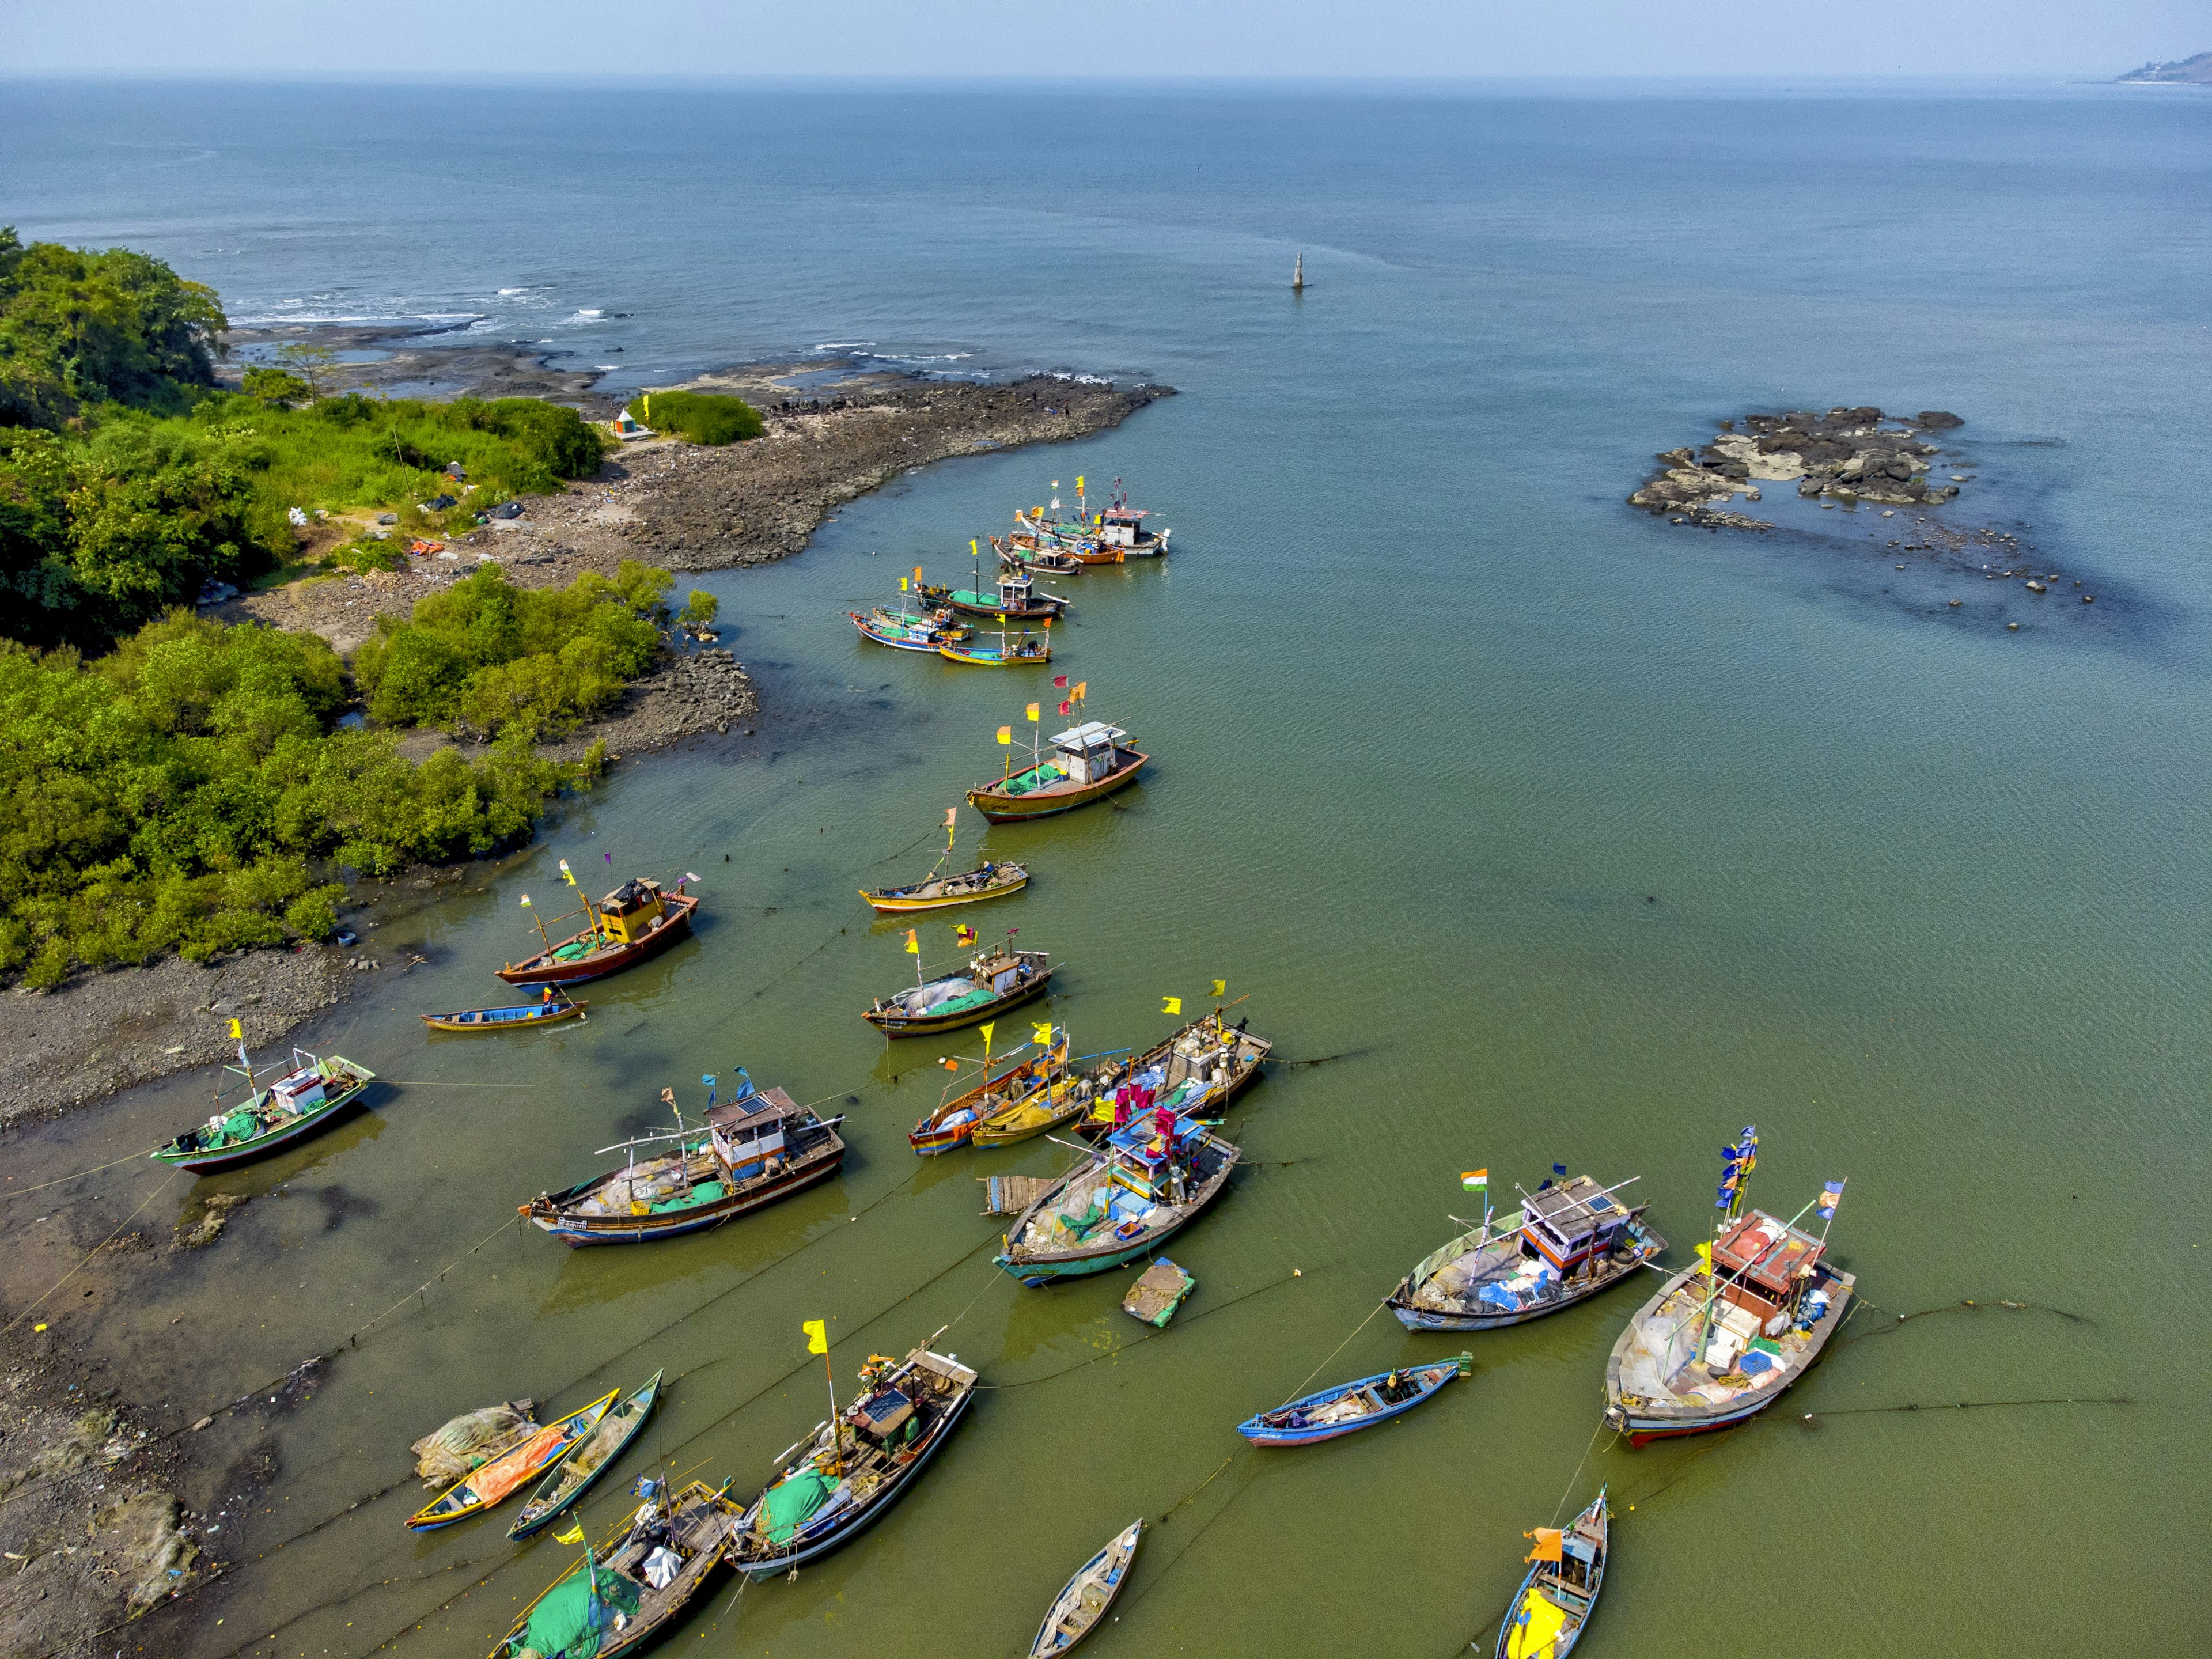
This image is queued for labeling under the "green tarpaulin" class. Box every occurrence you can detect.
[762,1468,834,1544]
[518,1562,640,1659]
[649,1181,725,1213]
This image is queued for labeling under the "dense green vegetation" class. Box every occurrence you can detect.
[356,562,673,741]
[627,389,763,445]
[0,614,598,987]
[0,226,225,429]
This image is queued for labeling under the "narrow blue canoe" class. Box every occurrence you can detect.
[1236,1357,1467,1447]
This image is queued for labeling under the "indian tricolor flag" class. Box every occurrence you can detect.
[1461,1169,1488,1191]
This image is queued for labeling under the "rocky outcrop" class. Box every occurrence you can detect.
[2118,51,2212,85]
[1630,406,1963,516]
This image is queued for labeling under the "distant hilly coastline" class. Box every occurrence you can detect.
[2117,51,2212,84]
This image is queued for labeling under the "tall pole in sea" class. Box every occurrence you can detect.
[1291,252,1305,291]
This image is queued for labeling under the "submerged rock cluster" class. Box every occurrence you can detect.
[1630,406,1965,519]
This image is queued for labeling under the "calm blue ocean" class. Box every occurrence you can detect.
[3,76,2208,1657]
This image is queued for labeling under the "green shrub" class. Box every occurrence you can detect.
[0,613,600,985]
[355,561,671,741]
[627,390,762,446]
[679,589,719,626]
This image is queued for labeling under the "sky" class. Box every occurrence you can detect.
[0,0,2204,79]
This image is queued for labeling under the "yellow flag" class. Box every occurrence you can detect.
[904,929,919,955]
[520,893,532,907]
[1032,1022,1054,1046]
[1024,702,1039,722]
[227,1018,243,1039]
[552,1521,584,1545]
[996,725,1013,745]
[980,1021,995,1052]
[642,393,650,418]
[1210,979,1226,998]
[1162,997,1181,1016]
[970,539,979,556]
[1075,475,1084,493]
[803,1319,828,1355]
[1695,1241,1714,1276]
[1073,681,1087,699]
[900,576,909,591]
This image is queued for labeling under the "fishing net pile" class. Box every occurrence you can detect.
[411,1400,538,1483]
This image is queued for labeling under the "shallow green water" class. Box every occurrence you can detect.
[5,77,2209,1658]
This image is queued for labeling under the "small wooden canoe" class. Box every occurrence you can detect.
[1030,1519,1143,1657]
[860,860,1028,914]
[152,1052,376,1174]
[496,882,698,987]
[864,946,1054,1039]
[1236,1358,1466,1447]
[507,1370,662,1539]
[407,1389,618,1531]
[1492,1489,1608,1659]
[1122,1259,1195,1327]
[421,998,586,1033]
[491,1479,740,1659]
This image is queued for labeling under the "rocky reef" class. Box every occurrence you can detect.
[1630,406,1966,522]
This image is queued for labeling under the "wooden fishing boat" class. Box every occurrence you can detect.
[407,1389,619,1531]
[919,570,1067,620]
[421,997,586,1033]
[848,605,969,652]
[1013,508,1124,564]
[1388,1175,1665,1332]
[491,1479,740,1659]
[972,1033,1119,1147]
[1121,1258,1195,1327]
[910,1031,1069,1156]
[508,1370,662,1539]
[995,535,1082,577]
[725,1335,978,1580]
[996,1112,1240,1286]
[1029,1519,1143,1657]
[1492,1490,1608,1659]
[152,1048,376,1173]
[967,719,1147,823]
[1237,1357,1467,1447]
[1604,1131,1854,1444]
[938,623,1052,666]
[495,878,699,987]
[863,943,1054,1038]
[524,1081,847,1245]
[1074,1012,1272,1137]
[861,859,1027,913]
[1092,487,1169,557]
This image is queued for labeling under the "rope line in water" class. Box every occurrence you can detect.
[0,1144,169,1203]
[1272,1295,1391,1409]
[1,1167,180,1335]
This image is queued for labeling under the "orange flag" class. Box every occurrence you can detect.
[1024,702,1039,721]
[1524,1528,1563,1563]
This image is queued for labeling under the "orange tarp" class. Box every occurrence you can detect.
[463,1424,566,1506]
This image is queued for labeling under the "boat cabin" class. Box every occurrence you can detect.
[995,573,1036,609]
[1050,722,1130,786]
[599,878,670,945]
[1711,1209,1826,1324]
[1521,1177,1632,1275]
[1095,509,1149,548]
[269,1070,328,1116]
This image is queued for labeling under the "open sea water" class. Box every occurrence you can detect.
[3,77,2209,1657]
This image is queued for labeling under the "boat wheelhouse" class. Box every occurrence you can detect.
[1389,1175,1664,1332]
[968,720,1147,823]
[923,569,1067,620]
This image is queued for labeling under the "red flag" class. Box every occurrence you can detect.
[1053,675,1069,689]
[1058,700,1072,715]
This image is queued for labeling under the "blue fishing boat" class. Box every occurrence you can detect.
[724,1335,978,1580]
[1235,1357,1467,1447]
[1492,1490,1608,1658]
[995,1111,1239,1285]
